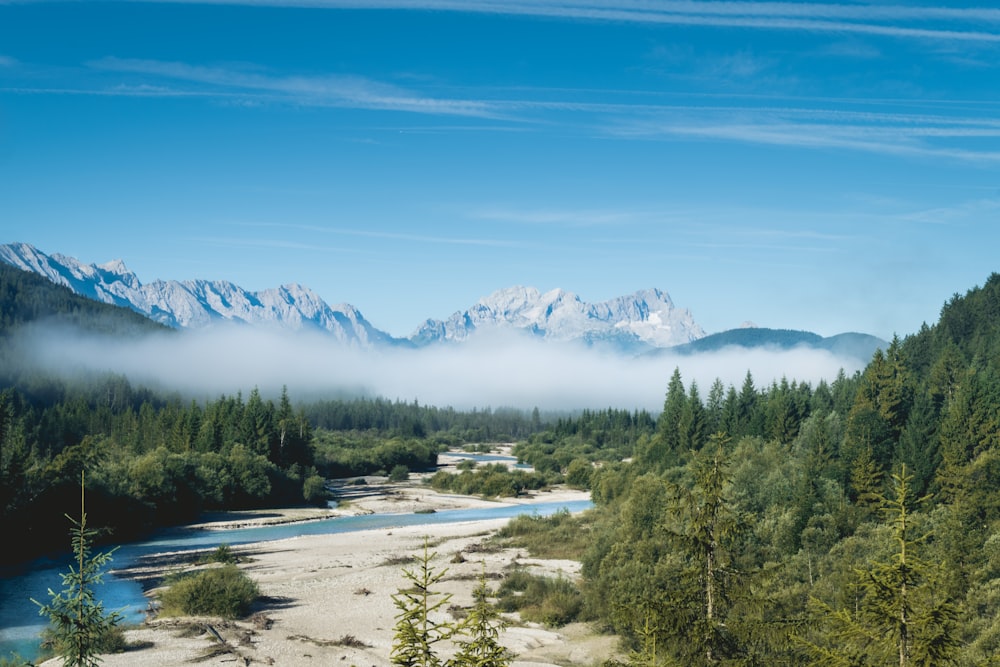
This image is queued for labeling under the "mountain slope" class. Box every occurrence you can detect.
[0,242,400,346]
[0,262,170,338]
[411,285,705,351]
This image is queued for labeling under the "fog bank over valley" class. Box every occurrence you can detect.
[18,324,866,411]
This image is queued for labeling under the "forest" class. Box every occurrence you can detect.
[4,262,1000,664]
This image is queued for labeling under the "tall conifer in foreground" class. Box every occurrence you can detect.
[33,472,123,667]
[391,541,457,667]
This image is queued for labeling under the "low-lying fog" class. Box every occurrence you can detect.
[14,324,866,411]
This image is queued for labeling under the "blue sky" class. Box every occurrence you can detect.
[2,1,999,340]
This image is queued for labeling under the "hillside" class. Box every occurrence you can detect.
[0,263,169,338]
[660,326,886,363]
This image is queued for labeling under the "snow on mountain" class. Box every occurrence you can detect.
[411,285,705,351]
[0,242,397,346]
[0,243,707,352]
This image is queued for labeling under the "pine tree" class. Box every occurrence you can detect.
[800,466,960,666]
[656,434,746,665]
[450,566,511,667]
[391,541,457,667]
[33,472,124,667]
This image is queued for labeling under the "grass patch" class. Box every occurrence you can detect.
[493,508,592,559]
[289,634,372,648]
[157,565,260,619]
[497,569,585,627]
[381,554,416,566]
[195,544,238,565]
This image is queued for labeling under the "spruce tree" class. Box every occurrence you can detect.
[656,434,746,665]
[800,466,960,666]
[450,566,511,667]
[391,541,457,667]
[33,472,124,667]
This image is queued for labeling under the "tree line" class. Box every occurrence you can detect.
[565,274,1000,665]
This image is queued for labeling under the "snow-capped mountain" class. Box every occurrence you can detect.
[0,242,398,346]
[411,286,705,351]
[0,242,707,352]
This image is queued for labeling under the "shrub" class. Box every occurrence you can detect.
[494,509,591,559]
[496,569,583,627]
[158,565,259,619]
[389,464,410,482]
[303,474,328,505]
[197,544,237,565]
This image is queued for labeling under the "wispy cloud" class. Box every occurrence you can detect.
[606,104,1000,163]
[203,222,525,248]
[88,57,506,118]
[111,1,1000,43]
[0,55,16,67]
[469,206,637,226]
[326,227,525,248]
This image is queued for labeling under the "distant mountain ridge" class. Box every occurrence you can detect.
[0,242,884,357]
[0,243,708,351]
[0,242,399,346]
[412,285,705,351]
[664,327,886,362]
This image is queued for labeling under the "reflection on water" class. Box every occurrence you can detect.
[0,498,591,661]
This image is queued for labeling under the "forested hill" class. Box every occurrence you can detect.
[665,326,886,361]
[901,271,1000,378]
[0,263,168,338]
[565,272,1000,665]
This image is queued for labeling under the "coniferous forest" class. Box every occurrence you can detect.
[4,262,1000,664]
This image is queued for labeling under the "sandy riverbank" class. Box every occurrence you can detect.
[51,483,618,667]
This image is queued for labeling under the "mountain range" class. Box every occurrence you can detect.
[0,242,884,358]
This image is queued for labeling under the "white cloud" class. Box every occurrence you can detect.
[113,1,1000,43]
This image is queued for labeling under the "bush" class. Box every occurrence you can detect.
[389,464,410,482]
[494,509,591,559]
[158,565,259,619]
[496,569,584,627]
[303,474,328,505]
[197,543,237,565]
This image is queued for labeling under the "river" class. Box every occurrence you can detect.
[0,497,592,662]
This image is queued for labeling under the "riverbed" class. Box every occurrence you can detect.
[1,483,597,666]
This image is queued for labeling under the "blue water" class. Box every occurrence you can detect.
[0,498,591,661]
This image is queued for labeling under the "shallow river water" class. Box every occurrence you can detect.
[0,498,591,661]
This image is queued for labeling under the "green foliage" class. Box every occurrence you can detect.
[799,466,960,667]
[428,464,556,498]
[197,544,237,565]
[390,464,411,482]
[0,263,168,340]
[32,476,124,667]
[302,473,327,505]
[494,509,592,559]
[496,570,584,627]
[391,542,457,667]
[564,457,593,490]
[0,655,31,667]
[451,567,512,667]
[157,565,259,619]
[313,430,440,478]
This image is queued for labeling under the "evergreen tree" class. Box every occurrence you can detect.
[800,466,960,666]
[392,541,457,667]
[658,435,746,665]
[33,473,124,667]
[450,566,511,667]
